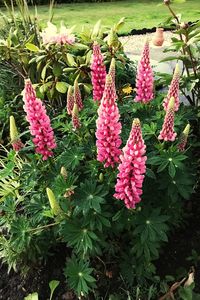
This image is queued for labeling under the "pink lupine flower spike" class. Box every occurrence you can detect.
[135,39,154,103]
[158,97,177,142]
[96,74,122,168]
[178,124,190,152]
[91,41,106,101]
[114,118,147,209]
[163,64,180,111]
[23,79,56,160]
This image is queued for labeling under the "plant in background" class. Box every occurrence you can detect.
[160,0,200,107]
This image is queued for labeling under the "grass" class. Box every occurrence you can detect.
[0,0,200,34]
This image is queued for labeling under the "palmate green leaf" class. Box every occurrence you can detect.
[57,148,84,171]
[133,208,169,259]
[73,180,108,215]
[64,256,96,297]
[62,221,99,254]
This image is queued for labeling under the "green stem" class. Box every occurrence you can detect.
[28,222,59,232]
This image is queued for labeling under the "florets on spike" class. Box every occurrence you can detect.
[163,64,180,111]
[23,79,56,160]
[135,40,154,103]
[74,80,83,110]
[91,41,106,101]
[158,97,177,141]
[178,124,190,151]
[67,86,74,115]
[96,74,122,168]
[114,118,147,209]
[72,103,81,129]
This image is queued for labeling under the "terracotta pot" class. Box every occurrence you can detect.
[152,28,164,46]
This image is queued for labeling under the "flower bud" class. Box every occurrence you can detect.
[10,116,24,151]
[99,173,104,182]
[46,187,62,216]
[60,166,68,180]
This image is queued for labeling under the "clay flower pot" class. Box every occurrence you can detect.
[152,28,164,46]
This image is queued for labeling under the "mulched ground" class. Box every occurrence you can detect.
[0,245,75,300]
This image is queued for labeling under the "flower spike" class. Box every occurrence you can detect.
[135,39,154,103]
[178,124,190,152]
[91,41,106,101]
[96,74,122,168]
[114,118,147,209]
[67,85,74,115]
[10,116,24,151]
[158,97,177,141]
[74,80,83,110]
[163,64,180,111]
[23,79,56,160]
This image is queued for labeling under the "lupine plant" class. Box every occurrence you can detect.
[0,1,199,299]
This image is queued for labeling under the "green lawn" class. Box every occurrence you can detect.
[1,0,200,34]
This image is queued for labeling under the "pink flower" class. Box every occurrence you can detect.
[135,40,154,103]
[114,118,147,209]
[74,80,83,110]
[67,85,74,115]
[72,103,81,130]
[23,79,56,160]
[158,97,177,142]
[41,22,75,45]
[91,41,106,101]
[96,74,122,168]
[178,124,190,151]
[10,116,24,151]
[163,64,180,111]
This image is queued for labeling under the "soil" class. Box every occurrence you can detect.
[0,244,76,300]
[156,185,200,294]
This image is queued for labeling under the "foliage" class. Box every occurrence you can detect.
[0,1,199,299]
[158,1,200,106]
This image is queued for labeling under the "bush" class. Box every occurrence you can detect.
[0,1,199,299]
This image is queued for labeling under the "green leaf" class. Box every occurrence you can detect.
[53,63,62,77]
[91,19,101,39]
[178,285,193,300]
[25,43,39,52]
[168,162,176,178]
[56,82,68,94]
[64,257,96,297]
[146,168,156,179]
[49,280,60,300]
[24,292,39,300]
[66,53,76,67]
